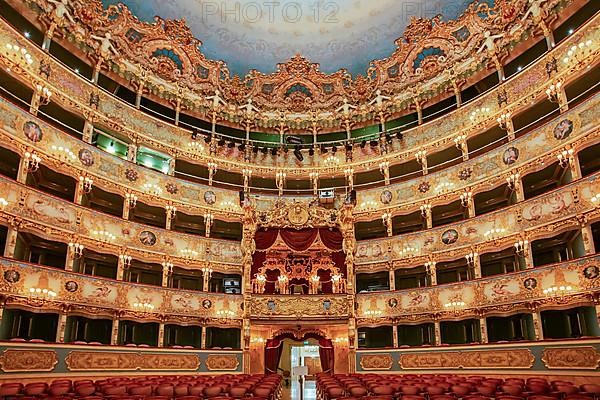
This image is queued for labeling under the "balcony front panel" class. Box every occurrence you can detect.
[356,254,600,324]
[249,294,350,320]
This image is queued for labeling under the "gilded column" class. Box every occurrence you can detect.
[514,175,525,202]
[82,115,95,144]
[388,268,395,291]
[531,311,544,341]
[392,324,399,348]
[3,221,19,258]
[116,254,126,281]
[524,241,534,269]
[122,196,131,220]
[472,252,482,279]
[16,157,29,184]
[433,321,441,345]
[426,261,437,286]
[201,326,207,349]
[581,224,596,255]
[240,203,258,373]
[569,152,582,181]
[56,310,68,343]
[479,317,488,344]
[111,317,120,345]
[127,142,138,163]
[202,271,210,292]
[158,322,165,347]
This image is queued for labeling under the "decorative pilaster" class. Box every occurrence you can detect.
[388,268,395,291]
[201,326,207,349]
[426,261,437,286]
[127,142,138,163]
[531,311,544,341]
[158,323,165,347]
[82,117,94,144]
[434,321,441,345]
[479,317,488,344]
[581,224,596,255]
[56,311,68,343]
[111,317,120,345]
[16,157,29,184]
[202,272,210,292]
[3,224,18,258]
[392,324,399,348]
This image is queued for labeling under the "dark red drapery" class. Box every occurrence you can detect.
[264,332,334,374]
[255,228,343,252]
[318,338,334,374]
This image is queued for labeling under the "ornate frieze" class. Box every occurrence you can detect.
[399,349,535,370]
[64,351,201,371]
[205,354,240,371]
[249,294,349,320]
[359,353,394,371]
[541,346,600,370]
[0,349,58,372]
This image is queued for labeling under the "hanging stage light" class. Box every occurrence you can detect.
[308,147,315,156]
[252,146,259,154]
[396,132,403,140]
[238,143,246,152]
[294,145,303,162]
[331,145,337,153]
[386,134,392,143]
[204,135,212,144]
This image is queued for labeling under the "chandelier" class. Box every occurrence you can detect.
[276,274,289,294]
[254,273,266,294]
[28,287,57,300]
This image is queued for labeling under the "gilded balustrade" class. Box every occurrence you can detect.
[0,14,597,178]
[355,253,600,325]
[0,176,242,271]
[0,257,243,326]
[249,294,350,320]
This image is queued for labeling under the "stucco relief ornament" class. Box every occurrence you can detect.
[336,98,357,119]
[477,31,504,56]
[90,32,119,60]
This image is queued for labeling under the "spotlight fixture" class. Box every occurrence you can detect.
[385,134,392,143]
[360,141,367,148]
[396,132,403,140]
[238,143,246,152]
[204,135,211,144]
[253,146,259,154]
[191,131,199,140]
[345,144,353,152]
[294,145,303,162]
[321,145,328,154]
[283,146,289,153]
[308,148,315,156]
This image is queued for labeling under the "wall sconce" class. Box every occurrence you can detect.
[92,230,116,242]
[514,239,529,256]
[563,40,593,66]
[216,310,235,320]
[242,168,252,193]
[542,285,573,296]
[460,190,473,208]
[24,151,41,172]
[331,273,346,294]
[133,301,155,312]
[591,192,600,206]
[465,252,478,266]
[415,149,427,165]
[506,172,520,190]
[207,161,218,186]
[253,273,266,293]
[28,287,57,300]
[276,171,286,196]
[5,43,33,67]
[556,148,575,168]
[165,205,177,219]
[344,167,354,190]
[398,245,418,257]
[382,212,393,237]
[469,107,490,125]
[545,81,563,103]
[0,197,8,210]
[334,337,348,344]
[497,112,512,130]
[379,161,390,185]
[276,274,289,294]
[79,176,93,194]
[251,337,266,344]
[309,274,321,294]
[444,300,466,308]
[202,265,213,279]
[324,154,340,166]
[420,203,432,218]
[119,254,132,267]
[143,183,162,196]
[424,261,436,274]
[204,212,214,238]
[180,248,198,260]
[68,242,84,258]
[51,145,76,162]
[125,193,137,209]
[36,84,52,106]
[187,141,204,153]
[309,172,319,196]
[162,261,174,274]
[484,228,506,240]
[454,134,467,150]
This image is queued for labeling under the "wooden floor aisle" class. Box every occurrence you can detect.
[281,379,316,400]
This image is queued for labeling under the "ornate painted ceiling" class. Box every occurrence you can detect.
[102,0,478,77]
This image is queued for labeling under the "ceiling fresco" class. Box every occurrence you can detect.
[102,0,477,77]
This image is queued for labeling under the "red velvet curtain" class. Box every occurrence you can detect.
[255,228,343,252]
[318,338,334,373]
[280,229,319,252]
[318,228,343,250]
[255,229,279,250]
[264,338,283,374]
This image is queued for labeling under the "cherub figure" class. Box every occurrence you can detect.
[206,89,226,109]
[523,0,548,21]
[48,0,75,24]
[477,31,504,54]
[336,98,357,118]
[90,32,119,58]
[368,89,391,110]
[239,97,260,118]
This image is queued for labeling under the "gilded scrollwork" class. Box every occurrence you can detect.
[205,354,240,371]
[359,354,394,370]
[0,349,59,372]
[541,347,600,370]
[398,349,534,370]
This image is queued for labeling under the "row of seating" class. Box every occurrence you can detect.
[316,373,600,400]
[0,374,282,399]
